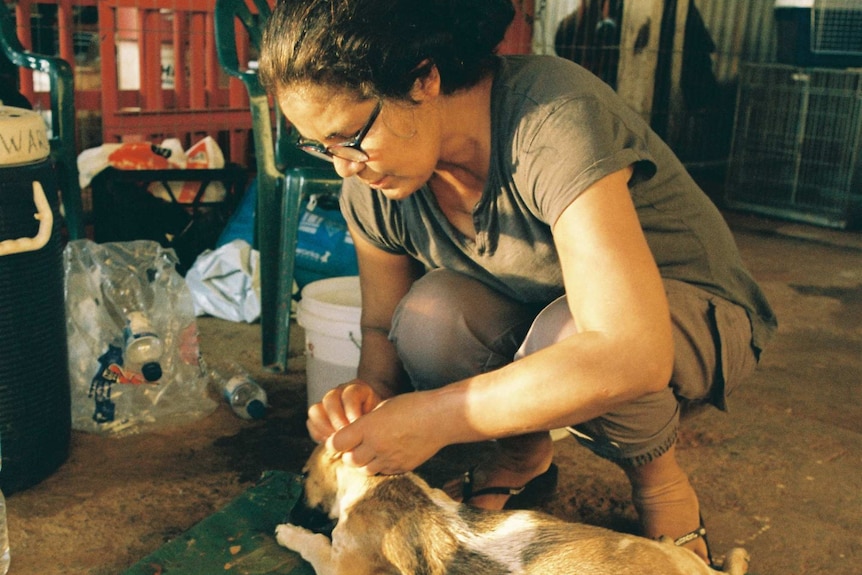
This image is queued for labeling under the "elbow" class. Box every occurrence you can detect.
[640,340,675,395]
[620,330,674,396]
[643,355,674,394]
[599,338,674,404]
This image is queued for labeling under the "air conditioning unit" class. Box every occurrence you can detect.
[775,0,862,68]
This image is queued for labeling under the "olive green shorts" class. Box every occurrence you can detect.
[390,271,758,467]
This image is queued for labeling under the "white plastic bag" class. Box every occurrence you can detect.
[64,239,216,435]
[185,239,261,323]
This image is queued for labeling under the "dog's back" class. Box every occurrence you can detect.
[348,474,727,575]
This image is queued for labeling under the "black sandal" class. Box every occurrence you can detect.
[460,463,559,510]
[673,514,717,569]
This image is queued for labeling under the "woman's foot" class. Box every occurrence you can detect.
[444,431,555,510]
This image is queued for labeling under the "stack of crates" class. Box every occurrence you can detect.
[725,63,862,229]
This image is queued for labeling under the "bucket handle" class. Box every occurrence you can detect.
[0,181,53,256]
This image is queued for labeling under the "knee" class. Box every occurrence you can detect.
[391,270,474,351]
[390,270,532,389]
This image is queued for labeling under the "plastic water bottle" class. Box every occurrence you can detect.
[123,311,164,382]
[211,362,267,420]
[0,435,11,574]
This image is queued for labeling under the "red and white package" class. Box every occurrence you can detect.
[147,136,227,205]
[77,138,186,188]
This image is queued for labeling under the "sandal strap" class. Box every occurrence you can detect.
[673,514,717,569]
[673,525,707,547]
[461,469,526,500]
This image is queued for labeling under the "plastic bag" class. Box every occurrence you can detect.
[214,185,358,293]
[77,138,186,189]
[185,239,261,323]
[64,239,216,435]
[76,136,227,205]
[294,193,358,289]
[146,136,228,205]
[216,179,257,248]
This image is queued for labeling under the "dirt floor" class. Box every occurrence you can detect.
[5,209,862,575]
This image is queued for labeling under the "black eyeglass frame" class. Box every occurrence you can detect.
[295,101,382,163]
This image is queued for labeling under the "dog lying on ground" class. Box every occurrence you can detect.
[275,442,749,575]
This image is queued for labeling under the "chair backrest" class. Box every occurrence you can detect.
[0,1,84,239]
[98,0,252,166]
[215,0,338,370]
[9,1,101,120]
[214,0,327,181]
[215,0,282,211]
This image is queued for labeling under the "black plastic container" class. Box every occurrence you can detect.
[0,158,71,494]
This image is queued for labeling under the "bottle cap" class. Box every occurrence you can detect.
[246,399,266,420]
[142,362,163,382]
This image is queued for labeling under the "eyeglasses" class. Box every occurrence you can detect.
[295,101,382,163]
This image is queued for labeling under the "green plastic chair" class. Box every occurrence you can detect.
[0,2,85,240]
[214,0,342,371]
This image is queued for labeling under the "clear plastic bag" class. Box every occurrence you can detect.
[64,239,216,435]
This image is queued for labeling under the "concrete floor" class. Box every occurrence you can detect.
[5,209,862,575]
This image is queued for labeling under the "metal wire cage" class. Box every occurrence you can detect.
[725,63,862,229]
[812,0,862,56]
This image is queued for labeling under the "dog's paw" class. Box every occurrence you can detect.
[275,522,335,572]
[275,523,312,550]
[722,547,750,575]
[276,523,333,553]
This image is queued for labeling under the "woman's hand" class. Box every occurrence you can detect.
[329,391,446,476]
[306,380,383,443]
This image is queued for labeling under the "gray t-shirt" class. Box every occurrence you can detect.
[341,55,776,352]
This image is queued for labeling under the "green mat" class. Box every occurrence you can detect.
[122,471,314,575]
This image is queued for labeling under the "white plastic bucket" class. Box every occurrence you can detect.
[296,276,362,406]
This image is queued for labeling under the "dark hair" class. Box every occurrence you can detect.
[258,0,515,100]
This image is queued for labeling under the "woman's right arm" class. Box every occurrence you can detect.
[355,227,421,398]
[306,227,423,442]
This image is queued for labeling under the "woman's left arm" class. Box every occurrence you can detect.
[332,166,675,473]
[552,165,674,401]
[424,165,675,437]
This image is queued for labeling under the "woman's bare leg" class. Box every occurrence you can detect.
[623,444,709,563]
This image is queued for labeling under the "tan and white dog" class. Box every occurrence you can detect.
[275,443,749,575]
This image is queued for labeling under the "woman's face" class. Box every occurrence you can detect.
[277,85,442,200]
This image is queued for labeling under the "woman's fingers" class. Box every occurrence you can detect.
[306,381,381,443]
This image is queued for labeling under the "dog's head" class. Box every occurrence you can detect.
[287,441,342,537]
[301,440,342,515]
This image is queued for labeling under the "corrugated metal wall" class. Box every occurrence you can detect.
[531,0,783,166]
[533,0,780,78]
[698,0,779,83]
